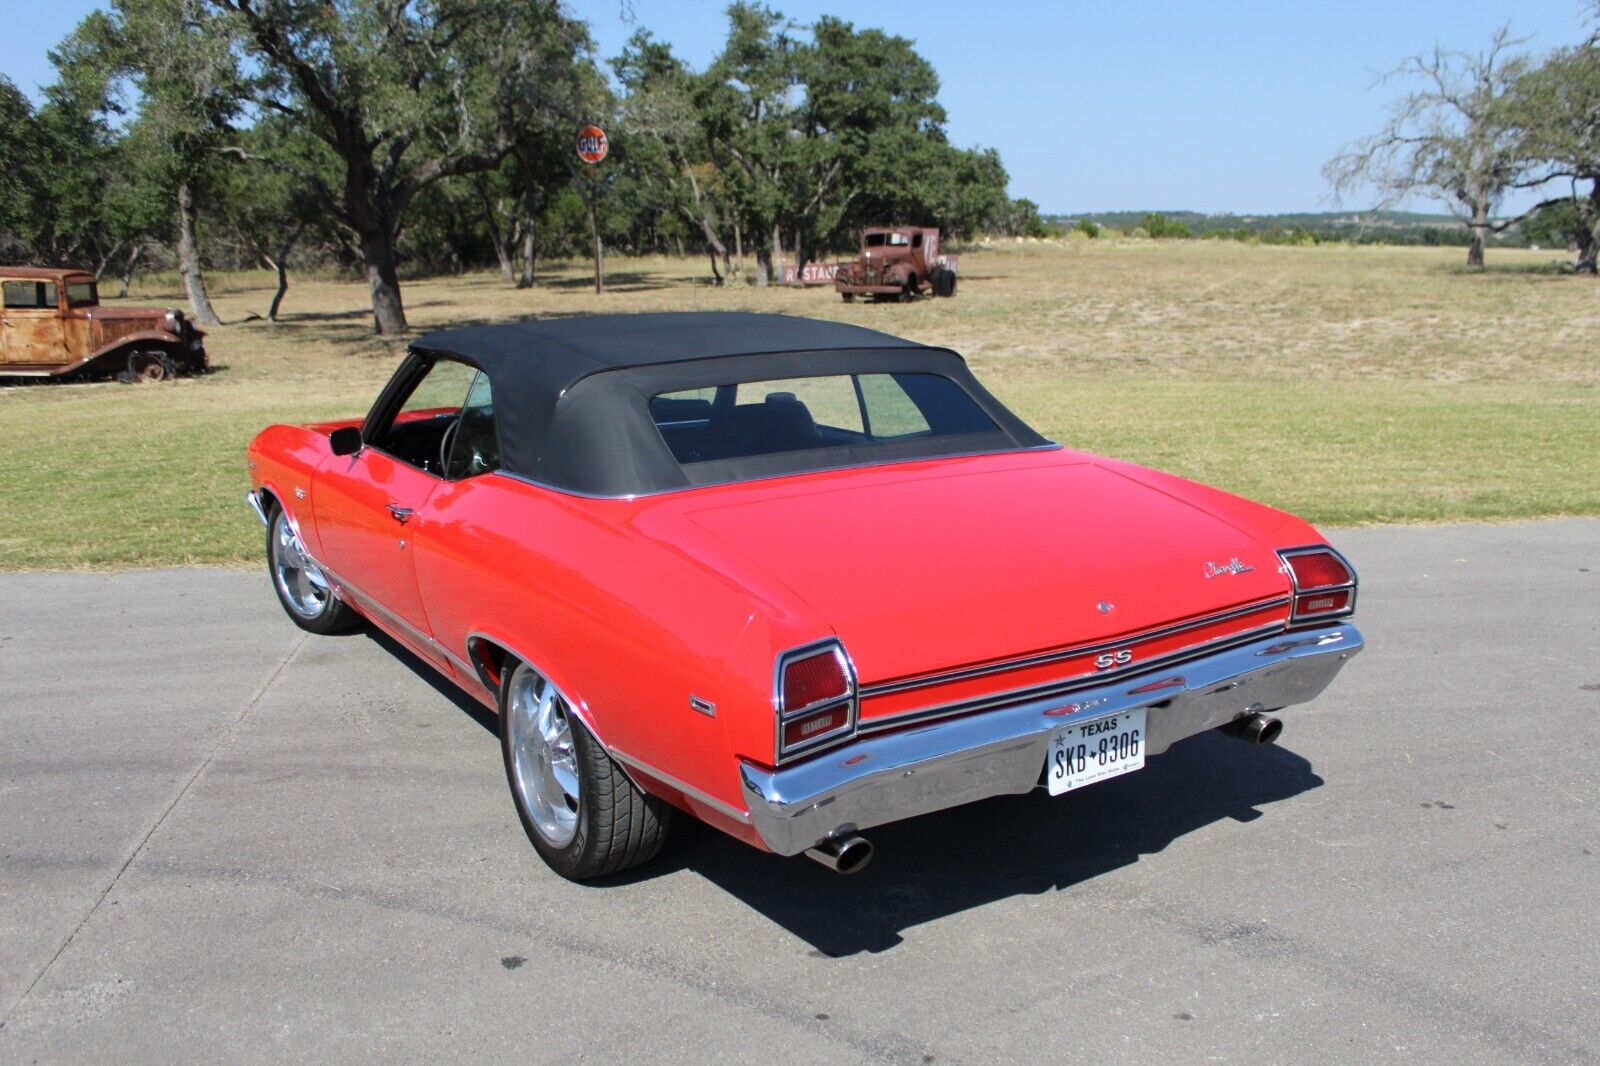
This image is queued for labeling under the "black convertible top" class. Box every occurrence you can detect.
[414,312,921,385]
[400,312,1047,496]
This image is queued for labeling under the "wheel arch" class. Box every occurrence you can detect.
[465,632,611,748]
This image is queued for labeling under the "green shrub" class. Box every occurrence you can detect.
[1073,218,1101,238]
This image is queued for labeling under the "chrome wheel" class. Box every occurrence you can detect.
[271,511,331,619]
[506,662,580,848]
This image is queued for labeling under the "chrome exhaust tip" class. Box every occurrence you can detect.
[1221,713,1283,746]
[805,833,874,875]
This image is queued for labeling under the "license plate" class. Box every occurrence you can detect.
[1046,707,1147,796]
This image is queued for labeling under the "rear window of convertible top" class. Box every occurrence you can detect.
[648,372,1000,468]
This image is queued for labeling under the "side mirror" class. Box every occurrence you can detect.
[329,426,362,456]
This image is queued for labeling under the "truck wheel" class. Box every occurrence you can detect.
[128,349,176,383]
[934,268,957,297]
[841,292,856,303]
[501,658,672,880]
[898,276,916,302]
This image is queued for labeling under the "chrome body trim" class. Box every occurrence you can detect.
[246,490,270,527]
[609,749,753,825]
[739,623,1363,856]
[858,596,1292,699]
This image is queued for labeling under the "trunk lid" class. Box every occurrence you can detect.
[682,456,1289,686]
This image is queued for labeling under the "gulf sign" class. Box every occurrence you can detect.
[576,125,609,164]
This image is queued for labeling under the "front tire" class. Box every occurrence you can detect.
[501,659,671,880]
[265,503,361,634]
[127,349,176,383]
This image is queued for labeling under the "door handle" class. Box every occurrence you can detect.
[386,504,414,524]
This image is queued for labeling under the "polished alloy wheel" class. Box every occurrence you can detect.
[506,662,581,848]
[271,511,332,619]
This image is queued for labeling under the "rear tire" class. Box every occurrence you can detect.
[501,658,672,880]
[265,503,362,634]
[933,267,957,297]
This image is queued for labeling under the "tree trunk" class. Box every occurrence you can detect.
[481,191,515,283]
[1577,180,1600,276]
[118,243,143,299]
[772,223,784,283]
[755,245,771,287]
[176,182,222,326]
[266,223,304,322]
[734,219,744,277]
[359,228,408,335]
[518,222,537,289]
[706,250,723,286]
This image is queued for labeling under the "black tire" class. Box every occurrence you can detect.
[841,292,855,303]
[933,267,957,297]
[500,659,672,880]
[898,275,916,302]
[265,502,363,634]
[128,349,176,383]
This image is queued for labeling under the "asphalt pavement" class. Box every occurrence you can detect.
[1,519,1597,1063]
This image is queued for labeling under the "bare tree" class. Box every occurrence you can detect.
[1327,27,1529,267]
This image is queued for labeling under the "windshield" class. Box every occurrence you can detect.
[864,232,910,247]
[66,282,98,308]
[650,372,1001,476]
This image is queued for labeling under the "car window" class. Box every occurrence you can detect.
[443,370,500,480]
[650,372,998,467]
[66,282,98,308]
[369,358,481,475]
[3,281,56,310]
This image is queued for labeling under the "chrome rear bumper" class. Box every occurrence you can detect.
[739,623,1362,856]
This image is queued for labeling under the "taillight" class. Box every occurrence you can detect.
[1279,546,1357,623]
[775,640,857,761]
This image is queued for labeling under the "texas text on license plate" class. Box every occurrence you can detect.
[1046,707,1147,796]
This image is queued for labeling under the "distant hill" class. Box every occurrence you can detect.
[1042,209,1529,248]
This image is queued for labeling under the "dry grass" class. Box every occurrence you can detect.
[1,240,1596,570]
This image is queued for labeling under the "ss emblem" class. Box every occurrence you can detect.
[1095,649,1133,670]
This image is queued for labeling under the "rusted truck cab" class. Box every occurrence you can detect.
[834,227,958,301]
[0,267,207,382]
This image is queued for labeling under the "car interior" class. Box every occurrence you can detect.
[650,373,997,466]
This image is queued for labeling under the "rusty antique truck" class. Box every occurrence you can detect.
[0,266,208,382]
[833,226,958,301]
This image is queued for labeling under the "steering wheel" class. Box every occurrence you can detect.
[439,415,460,476]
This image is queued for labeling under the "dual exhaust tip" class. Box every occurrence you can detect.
[805,833,874,875]
[1221,712,1283,746]
[802,715,1282,875]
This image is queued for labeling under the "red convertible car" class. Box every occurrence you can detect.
[246,312,1362,880]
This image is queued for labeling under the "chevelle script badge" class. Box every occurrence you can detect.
[1204,557,1254,578]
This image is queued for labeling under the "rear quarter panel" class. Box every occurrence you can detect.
[414,475,823,821]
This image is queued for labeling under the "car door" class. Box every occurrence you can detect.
[314,357,480,656]
[1,279,66,365]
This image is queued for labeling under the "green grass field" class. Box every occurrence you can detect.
[2,240,1596,571]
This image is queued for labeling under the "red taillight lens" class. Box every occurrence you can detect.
[776,641,856,761]
[1284,550,1352,590]
[782,648,849,712]
[1281,547,1357,622]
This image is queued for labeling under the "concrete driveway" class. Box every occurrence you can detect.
[1,520,1596,1062]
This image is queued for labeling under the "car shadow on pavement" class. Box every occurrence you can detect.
[655,733,1323,957]
[360,626,1322,957]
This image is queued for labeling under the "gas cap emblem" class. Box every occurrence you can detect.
[1204,558,1254,578]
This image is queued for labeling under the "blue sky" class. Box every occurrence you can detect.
[3,0,1593,214]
